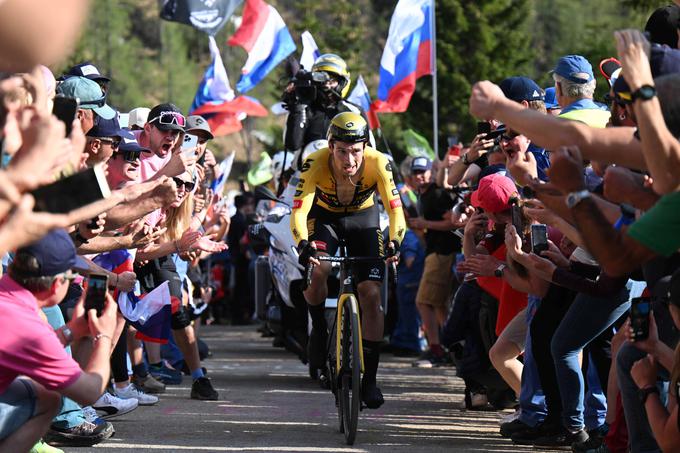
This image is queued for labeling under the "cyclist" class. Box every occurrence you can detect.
[283,53,375,170]
[291,112,405,409]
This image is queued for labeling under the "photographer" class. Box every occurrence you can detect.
[283,53,374,169]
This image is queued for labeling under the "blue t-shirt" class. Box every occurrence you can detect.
[398,230,425,286]
[528,143,550,182]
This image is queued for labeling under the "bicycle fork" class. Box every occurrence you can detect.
[335,293,365,378]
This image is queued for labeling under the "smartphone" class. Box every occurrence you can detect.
[52,96,79,137]
[531,224,549,255]
[511,204,523,236]
[31,165,111,213]
[477,122,491,135]
[84,273,108,317]
[182,134,198,155]
[630,297,651,341]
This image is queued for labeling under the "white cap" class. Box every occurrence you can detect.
[128,107,150,129]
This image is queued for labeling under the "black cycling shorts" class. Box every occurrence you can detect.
[308,205,385,283]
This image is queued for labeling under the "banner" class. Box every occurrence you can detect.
[160,0,243,36]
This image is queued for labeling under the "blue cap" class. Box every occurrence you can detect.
[17,229,90,277]
[544,87,559,109]
[553,55,595,84]
[56,76,115,120]
[614,45,680,103]
[64,62,110,83]
[411,156,432,172]
[499,76,544,102]
[118,133,151,153]
[86,113,130,140]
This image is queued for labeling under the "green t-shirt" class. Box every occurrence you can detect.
[628,191,680,256]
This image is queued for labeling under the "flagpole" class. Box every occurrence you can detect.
[430,0,439,160]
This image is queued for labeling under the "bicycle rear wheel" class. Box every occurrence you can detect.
[339,295,362,445]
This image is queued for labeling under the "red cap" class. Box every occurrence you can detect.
[471,173,518,213]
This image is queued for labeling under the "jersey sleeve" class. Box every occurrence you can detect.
[290,157,318,244]
[374,152,406,245]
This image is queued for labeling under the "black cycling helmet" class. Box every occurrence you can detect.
[327,112,369,144]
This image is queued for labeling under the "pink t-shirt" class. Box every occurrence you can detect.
[0,276,82,393]
[133,130,172,183]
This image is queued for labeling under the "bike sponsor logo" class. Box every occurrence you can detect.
[369,267,380,277]
[389,198,402,209]
[292,200,302,209]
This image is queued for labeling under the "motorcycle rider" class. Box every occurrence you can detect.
[283,53,375,170]
[291,112,405,409]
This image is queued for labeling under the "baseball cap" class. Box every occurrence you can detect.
[645,5,680,48]
[499,76,544,102]
[147,103,186,131]
[411,156,432,172]
[16,229,90,277]
[62,62,110,83]
[56,76,116,120]
[544,87,560,109]
[186,115,214,140]
[128,107,150,129]
[552,55,595,84]
[471,173,518,213]
[86,114,132,141]
[614,45,680,103]
[118,134,151,154]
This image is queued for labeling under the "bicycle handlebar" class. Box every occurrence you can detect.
[304,255,398,288]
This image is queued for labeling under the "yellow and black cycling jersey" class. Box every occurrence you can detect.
[290,146,406,246]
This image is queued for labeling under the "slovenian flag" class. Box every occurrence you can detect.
[372,0,432,113]
[190,36,235,113]
[347,75,380,130]
[228,0,296,93]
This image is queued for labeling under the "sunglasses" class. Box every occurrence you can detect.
[96,137,120,149]
[149,111,186,128]
[80,94,107,108]
[172,177,195,191]
[500,130,520,141]
[114,150,141,163]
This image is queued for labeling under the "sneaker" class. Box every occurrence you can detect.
[81,406,98,424]
[92,392,139,418]
[149,362,183,385]
[500,418,532,438]
[572,427,608,453]
[191,377,219,400]
[307,327,328,371]
[511,421,561,445]
[361,380,385,409]
[500,408,521,425]
[534,427,589,447]
[44,420,114,447]
[132,374,167,394]
[30,439,64,453]
[114,383,159,406]
[411,348,447,368]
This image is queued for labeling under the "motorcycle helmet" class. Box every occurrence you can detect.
[270,151,293,188]
[327,112,369,144]
[311,53,351,98]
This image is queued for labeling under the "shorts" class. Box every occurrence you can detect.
[496,307,527,352]
[0,378,37,440]
[308,205,384,283]
[415,252,455,308]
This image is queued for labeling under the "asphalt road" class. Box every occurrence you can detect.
[63,324,563,453]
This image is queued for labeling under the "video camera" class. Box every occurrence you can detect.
[289,69,331,105]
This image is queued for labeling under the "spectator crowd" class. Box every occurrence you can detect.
[3,1,680,453]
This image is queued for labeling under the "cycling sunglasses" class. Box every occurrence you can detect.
[96,137,120,149]
[172,177,195,191]
[114,150,141,163]
[148,111,186,128]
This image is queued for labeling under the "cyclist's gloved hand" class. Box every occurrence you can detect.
[297,240,317,267]
[387,240,400,260]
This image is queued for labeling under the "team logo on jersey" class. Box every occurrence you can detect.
[392,188,399,196]
[389,198,402,209]
[385,162,393,172]
[292,200,302,209]
[301,160,312,173]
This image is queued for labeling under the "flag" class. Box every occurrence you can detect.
[299,31,320,71]
[160,0,243,36]
[403,129,435,160]
[228,0,296,93]
[118,282,173,344]
[347,75,380,130]
[190,36,235,113]
[247,151,273,186]
[211,153,236,195]
[192,95,267,118]
[371,0,432,113]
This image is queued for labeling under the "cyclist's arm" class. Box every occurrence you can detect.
[290,162,318,244]
[375,155,406,245]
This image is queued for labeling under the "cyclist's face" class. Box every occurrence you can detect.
[330,140,365,176]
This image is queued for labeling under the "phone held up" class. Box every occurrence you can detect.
[52,96,79,137]
[84,273,108,318]
[530,224,549,255]
[630,297,651,342]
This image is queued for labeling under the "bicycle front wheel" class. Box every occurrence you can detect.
[339,294,362,445]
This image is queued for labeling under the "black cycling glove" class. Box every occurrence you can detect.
[297,240,317,267]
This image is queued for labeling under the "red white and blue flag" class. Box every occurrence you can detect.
[347,75,380,130]
[372,0,433,113]
[228,0,296,93]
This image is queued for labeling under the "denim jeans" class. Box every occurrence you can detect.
[551,286,630,431]
[518,296,547,428]
[390,282,421,351]
[41,305,86,429]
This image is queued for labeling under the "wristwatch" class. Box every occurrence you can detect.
[566,190,591,209]
[631,84,656,103]
[494,263,506,278]
[638,385,660,404]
